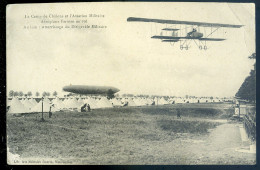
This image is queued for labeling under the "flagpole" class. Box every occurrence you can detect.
[41,97,44,121]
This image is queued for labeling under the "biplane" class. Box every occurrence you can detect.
[127,17,243,50]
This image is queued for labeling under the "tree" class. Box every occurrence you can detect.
[9,90,14,98]
[53,91,58,97]
[235,53,256,102]
[107,89,115,99]
[35,92,40,97]
[42,91,47,97]
[18,91,24,97]
[27,91,32,97]
[248,53,256,59]
[46,92,50,97]
[235,70,256,102]
[14,91,19,97]
[67,93,73,97]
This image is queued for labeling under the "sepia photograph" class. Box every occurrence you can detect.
[6,2,256,165]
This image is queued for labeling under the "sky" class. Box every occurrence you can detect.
[6,2,255,97]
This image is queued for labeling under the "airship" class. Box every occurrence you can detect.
[62,85,120,95]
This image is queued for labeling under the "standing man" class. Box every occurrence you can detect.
[49,104,54,118]
[87,104,91,112]
[177,108,181,119]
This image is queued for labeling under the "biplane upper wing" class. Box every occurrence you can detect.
[152,36,226,41]
[127,17,243,28]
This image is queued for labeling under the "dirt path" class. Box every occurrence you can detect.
[178,123,256,164]
[107,115,256,165]
[92,115,256,164]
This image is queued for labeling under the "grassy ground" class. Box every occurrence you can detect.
[7,103,255,164]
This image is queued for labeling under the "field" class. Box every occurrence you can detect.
[7,103,256,165]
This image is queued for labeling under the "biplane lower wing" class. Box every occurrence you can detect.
[162,40,179,42]
[199,38,226,41]
[152,36,181,40]
[152,36,225,41]
[162,28,179,31]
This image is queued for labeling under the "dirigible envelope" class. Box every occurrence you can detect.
[62,85,120,95]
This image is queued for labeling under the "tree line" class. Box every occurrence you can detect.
[235,53,256,103]
[8,91,58,98]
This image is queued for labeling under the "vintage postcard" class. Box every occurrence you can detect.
[6,2,256,165]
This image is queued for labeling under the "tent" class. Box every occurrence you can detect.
[31,98,57,112]
[121,98,127,105]
[84,97,99,109]
[110,98,123,107]
[64,97,80,109]
[143,98,149,105]
[96,97,113,108]
[146,98,154,105]
[23,99,34,111]
[20,98,25,104]
[29,98,38,105]
[63,98,69,106]
[52,97,66,110]
[133,98,143,106]
[175,98,186,104]
[157,97,168,105]
[127,98,136,106]
[168,98,175,104]
[7,99,12,107]
[44,97,51,103]
[138,98,146,106]
[7,97,29,114]
[77,98,84,106]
